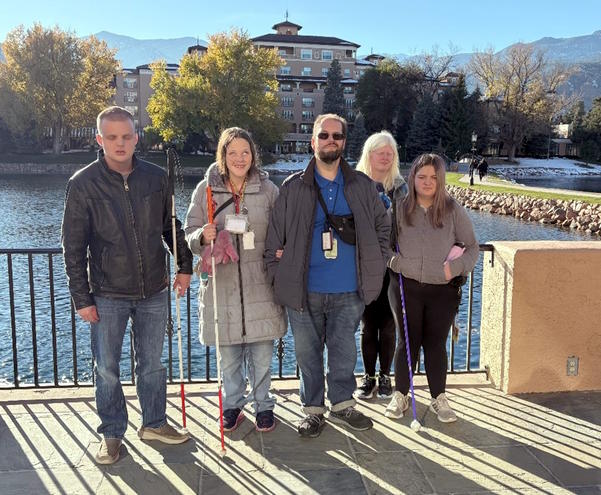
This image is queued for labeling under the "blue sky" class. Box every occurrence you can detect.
[1,0,600,55]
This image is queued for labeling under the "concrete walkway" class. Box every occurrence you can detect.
[2,375,601,494]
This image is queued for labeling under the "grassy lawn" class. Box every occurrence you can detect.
[446,172,601,205]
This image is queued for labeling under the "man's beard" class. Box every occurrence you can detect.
[317,146,343,164]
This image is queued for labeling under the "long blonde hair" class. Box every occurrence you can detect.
[402,153,453,228]
[356,131,401,191]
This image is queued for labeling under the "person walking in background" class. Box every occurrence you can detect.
[478,157,489,182]
[62,106,193,465]
[185,127,287,433]
[386,153,478,423]
[265,114,391,438]
[354,131,408,400]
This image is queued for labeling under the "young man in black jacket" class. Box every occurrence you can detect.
[62,106,193,464]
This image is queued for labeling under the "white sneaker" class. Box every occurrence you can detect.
[385,391,409,419]
[429,393,457,423]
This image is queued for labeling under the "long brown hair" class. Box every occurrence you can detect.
[402,153,453,228]
[215,127,260,176]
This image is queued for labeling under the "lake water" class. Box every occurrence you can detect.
[515,176,601,193]
[0,173,595,386]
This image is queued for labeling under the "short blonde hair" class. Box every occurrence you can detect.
[96,106,134,135]
[356,131,401,191]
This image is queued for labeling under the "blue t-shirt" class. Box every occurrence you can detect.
[307,168,358,293]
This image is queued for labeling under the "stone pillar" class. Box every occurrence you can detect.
[481,241,601,394]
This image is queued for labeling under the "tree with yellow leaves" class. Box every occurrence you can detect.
[470,44,572,161]
[147,29,284,150]
[0,24,118,154]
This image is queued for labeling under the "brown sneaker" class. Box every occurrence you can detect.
[95,438,121,465]
[137,423,190,444]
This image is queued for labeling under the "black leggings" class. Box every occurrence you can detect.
[388,273,461,398]
[359,271,395,376]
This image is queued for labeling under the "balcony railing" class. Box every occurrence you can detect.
[0,246,491,389]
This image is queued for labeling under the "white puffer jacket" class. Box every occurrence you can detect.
[185,163,287,345]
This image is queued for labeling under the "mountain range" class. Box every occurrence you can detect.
[1,29,601,107]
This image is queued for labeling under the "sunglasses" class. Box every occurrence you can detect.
[317,132,345,141]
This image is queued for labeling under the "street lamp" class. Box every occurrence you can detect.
[471,131,477,157]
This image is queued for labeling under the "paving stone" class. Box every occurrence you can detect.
[200,467,365,495]
[98,462,201,494]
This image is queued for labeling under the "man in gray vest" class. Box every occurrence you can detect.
[265,114,391,437]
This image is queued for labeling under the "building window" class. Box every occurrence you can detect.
[124,91,138,103]
[302,110,314,121]
[302,97,314,108]
[345,99,354,109]
[345,50,355,58]
[280,66,291,75]
[344,68,351,77]
[282,110,294,120]
[300,124,313,134]
[301,49,312,60]
[278,49,287,57]
[346,111,355,121]
[124,105,138,116]
[281,97,294,107]
[302,67,312,76]
[322,50,333,61]
[343,86,353,94]
[322,68,329,77]
[123,78,137,89]
[280,83,292,92]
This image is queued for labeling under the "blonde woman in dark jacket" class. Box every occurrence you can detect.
[386,153,478,423]
[354,131,407,400]
[185,128,287,433]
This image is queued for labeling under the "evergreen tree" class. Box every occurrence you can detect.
[346,113,367,161]
[323,59,344,116]
[406,95,441,159]
[439,74,472,155]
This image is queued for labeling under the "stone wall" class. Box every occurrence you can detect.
[448,185,601,236]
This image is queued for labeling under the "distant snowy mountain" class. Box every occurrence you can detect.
[91,31,206,68]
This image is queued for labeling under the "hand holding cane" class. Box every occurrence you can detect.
[207,186,227,457]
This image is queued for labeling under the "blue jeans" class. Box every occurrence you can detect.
[91,289,168,439]
[287,292,365,415]
[220,341,275,414]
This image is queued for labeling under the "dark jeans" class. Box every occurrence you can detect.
[287,291,365,415]
[360,270,395,376]
[388,274,460,398]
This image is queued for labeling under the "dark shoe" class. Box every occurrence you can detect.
[354,374,377,400]
[298,414,325,438]
[95,438,121,464]
[256,410,276,432]
[329,407,373,431]
[137,423,190,444]
[222,408,245,432]
[377,373,393,399]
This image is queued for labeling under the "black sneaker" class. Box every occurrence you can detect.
[377,373,393,399]
[328,407,373,431]
[298,414,325,438]
[255,410,276,432]
[222,408,245,432]
[354,374,377,400]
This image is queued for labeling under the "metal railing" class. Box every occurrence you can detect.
[0,245,492,389]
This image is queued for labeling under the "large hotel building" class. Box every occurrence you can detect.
[113,20,379,151]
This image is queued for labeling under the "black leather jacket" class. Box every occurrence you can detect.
[62,155,193,310]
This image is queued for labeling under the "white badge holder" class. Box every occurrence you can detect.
[225,214,248,234]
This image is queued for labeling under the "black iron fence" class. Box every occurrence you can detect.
[0,246,491,389]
